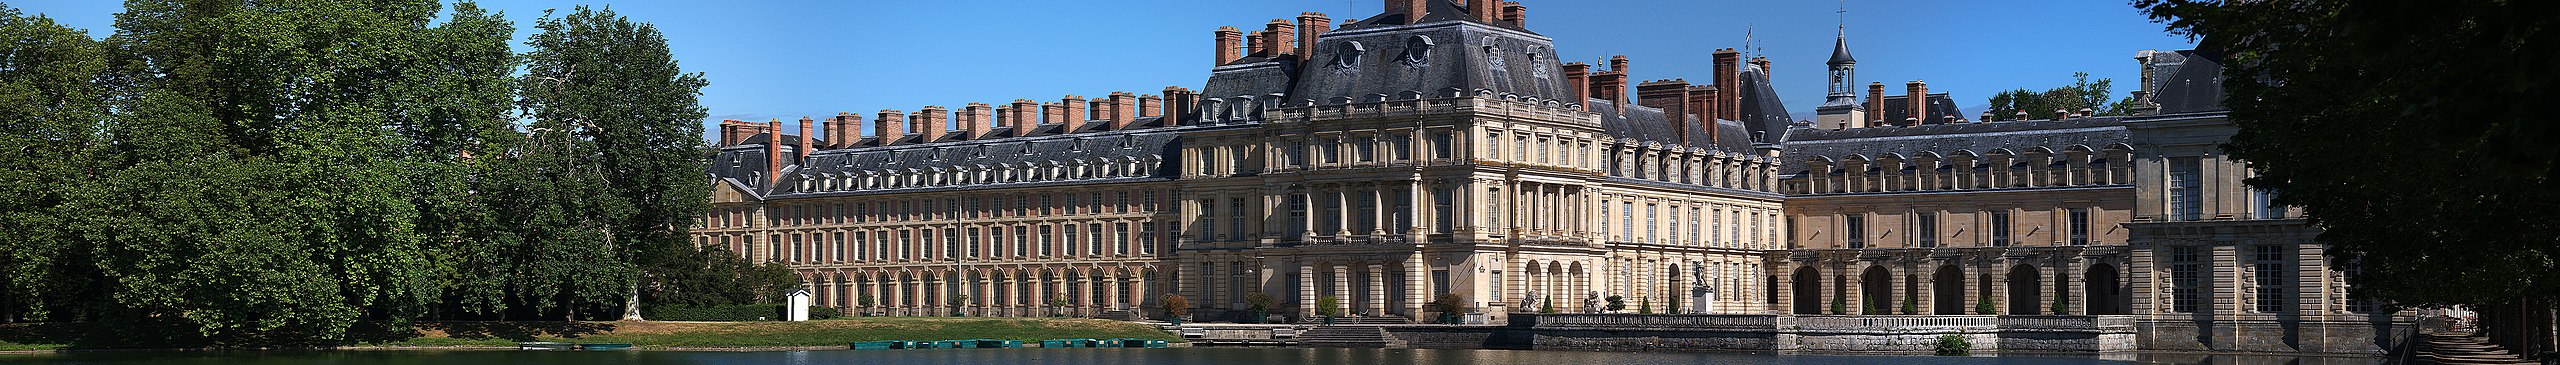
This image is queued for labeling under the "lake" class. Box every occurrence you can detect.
[0,348,2389,365]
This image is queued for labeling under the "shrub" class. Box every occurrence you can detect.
[1604,295,1626,312]
[1831,295,1847,315]
[1902,297,1918,315]
[1162,294,1190,319]
[1637,297,1652,314]
[809,306,842,320]
[1934,334,1972,356]
[2051,293,2070,315]
[1864,298,1881,315]
[1539,295,1558,313]
[1244,292,1275,313]
[1976,294,1996,315]
[1316,296,1344,317]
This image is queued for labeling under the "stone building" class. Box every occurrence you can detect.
[696,0,2403,355]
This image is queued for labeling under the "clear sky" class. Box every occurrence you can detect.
[16,0,2192,139]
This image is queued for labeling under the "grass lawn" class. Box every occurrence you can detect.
[0,317,1177,350]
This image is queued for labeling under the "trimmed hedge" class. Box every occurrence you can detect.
[650,305,838,321]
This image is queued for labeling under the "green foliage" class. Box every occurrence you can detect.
[1902,297,1918,315]
[1538,296,1556,314]
[1243,292,1274,313]
[1315,296,1344,317]
[1604,295,1626,312]
[1982,72,2134,121]
[1637,297,1652,314]
[1425,293,1468,318]
[1976,294,1995,315]
[1863,297,1881,315]
[2138,0,2560,307]
[0,2,109,324]
[1667,292,1681,314]
[2051,292,2069,315]
[1161,294,1188,319]
[1934,334,1972,356]
[1831,294,1847,315]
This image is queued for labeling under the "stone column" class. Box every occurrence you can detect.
[1988,260,2009,315]
[1370,187,1387,236]
[1131,270,1151,317]
[1300,262,1318,319]
[2130,246,2159,315]
[1333,265,1351,315]
[1405,251,1427,320]
[1105,271,1123,310]
[1367,264,1388,316]
[2061,257,2083,315]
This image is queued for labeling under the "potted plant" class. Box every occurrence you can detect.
[1425,293,1467,324]
[949,294,971,317]
[1244,292,1275,323]
[1315,295,1343,325]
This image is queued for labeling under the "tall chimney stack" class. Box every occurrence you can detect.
[1711,49,1742,122]
[1009,99,1040,137]
[1866,82,1888,125]
[1163,86,1198,126]
[1387,0,1428,24]
[1502,2,1527,26]
[962,103,994,139]
[764,119,782,185]
[1563,62,1591,109]
[875,110,906,146]
[1214,27,1242,65]
[1906,80,1928,127]
[1467,0,1497,22]
[717,122,735,147]
[1636,79,1693,140]
[1750,57,1772,76]
[796,117,813,162]
[1689,85,1719,142]
[1245,32,1264,57]
[836,113,865,147]
[1061,95,1088,132]
[916,106,949,142]
[1264,20,1296,58]
[1106,92,1138,129]
[1296,13,1330,66]
[1139,94,1164,119]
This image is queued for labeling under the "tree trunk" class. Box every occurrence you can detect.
[622,279,644,321]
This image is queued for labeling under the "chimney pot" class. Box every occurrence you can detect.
[1214,27,1243,66]
[1387,0,1429,24]
[875,110,907,146]
[1296,13,1331,67]
[1467,0,1497,22]
[1502,2,1527,26]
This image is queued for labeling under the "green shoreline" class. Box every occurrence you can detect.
[0,318,1181,352]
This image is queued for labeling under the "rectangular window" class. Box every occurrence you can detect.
[898,230,912,260]
[1844,214,1866,249]
[1389,133,1412,161]
[1514,135,1528,161]
[1710,207,1722,247]
[2253,189,2285,219]
[1598,199,1610,238]
[2069,208,2092,245]
[2170,246,2201,313]
[1063,224,1080,256]
[1488,270,1503,302]
[790,234,805,263]
[1038,225,1053,256]
[1114,222,1130,255]
[1690,207,1703,246]
[2168,157,2203,221]
[1230,198,1248,240]
[1196,199,1217,241]
[1012,226,1028,257]
[2253,245,2289,312]
[1321,137,1341,164]
[1620,202,1635,241]
[1087,223,1104,255]
[1989,211,2013,247]
[965,227,981,258]
[1914,212,1938,248]
[1430,131,1453,159]
[1140,222,1157,254]
[1355,136,1376,162]
[1645,204,1659,244]
[1668,205,1682,246]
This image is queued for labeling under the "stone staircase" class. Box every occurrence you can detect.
[1296,326,1407,348]
[2416,333,2542,365]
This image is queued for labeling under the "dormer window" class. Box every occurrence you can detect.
[1400,36,1433,66]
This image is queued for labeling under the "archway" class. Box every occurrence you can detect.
[2086,263,2122,315]
[2008,264,2042,315]
[1933,265,1967,315]
[1860,266,1892,315]
[1791,266,1822,314]
[1665,264,1687,314]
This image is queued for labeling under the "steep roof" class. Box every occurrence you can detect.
[1781,117,2132,164]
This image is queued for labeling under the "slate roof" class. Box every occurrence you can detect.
[1781,117,2132,163]
[1869,93,1967,126]
[2148,50,2227,114]
[1736,64,1796,143]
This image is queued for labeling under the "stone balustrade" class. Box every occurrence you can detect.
[1506,313,2139,353]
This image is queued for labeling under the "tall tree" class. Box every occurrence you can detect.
[78,0,512,346]
[1984,72,2131,121]
[517,6,712,320]
[2136,0,2559,306]
[0,2,110,324]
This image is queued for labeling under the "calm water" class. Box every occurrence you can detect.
[0,348,2388,365]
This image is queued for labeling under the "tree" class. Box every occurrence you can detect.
[1604,295,1626,312]
[2136,0,2560,307]
[1976,293,1995,315]
[1983,72,2133,121]
[1316,295,1344,318]
[1637,297,1652,314]
[518,5,712,321]
[77,0,507,347]
[0,2,109,324]
[1425,293,1468,323]
[1162,294,1189,320]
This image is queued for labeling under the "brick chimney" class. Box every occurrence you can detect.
[1868,82,1887,125]
[1711,49,1742,122]
[1041,102,1064,126]
[1215,26,1242,65]
[961,103,994,139]
[764,119,782,185]
[835,113,865,147]
[874,110,906,146]
[1245,32,1264,57]
[1905,80,1928,127]
[717,122,735,146]
[1264,20,1295,58]
[1105,92,1138,129]
[1163,86,1198,126]
[1061,95,1088,132]
[1591,56,1630,112]
[1562,62,1591,109]
[796,116,813,162]
[1467,0,1496,22]
[916,106,949,142]
[1009,99,1040,137]
[1750,56,1772,76]
[1689,84,1719,142]
[1138,94,1164,119]
[1297,13,1330,66]
[1637,79,1693,140]
[1387,0,1428,24]
[1502,2,1526,26]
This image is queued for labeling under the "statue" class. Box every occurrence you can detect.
[1522,290,1541,311]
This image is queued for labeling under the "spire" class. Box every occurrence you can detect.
[1829,1,1855,65]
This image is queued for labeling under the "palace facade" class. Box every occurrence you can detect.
[695,0,2405,354]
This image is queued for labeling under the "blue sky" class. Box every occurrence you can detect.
[17,0,2192,138]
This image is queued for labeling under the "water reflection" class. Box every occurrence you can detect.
[0,348,2387,365]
